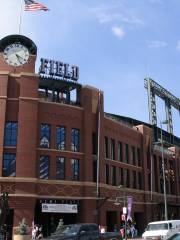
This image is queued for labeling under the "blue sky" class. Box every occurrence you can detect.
[1,0,180,137]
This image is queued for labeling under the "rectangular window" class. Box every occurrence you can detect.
[138,172,142,189]
[104,137,109,158]
[124,169,130,187]
[93,159,97,182]
[112,166,117,186]
[4,122,18,146]
[159,157,163,193]
[92,133,97,155]
[154,155,158,192]
[110,139,115,160]
[169,160,175,195]
[56,126,66,150]
[132,146,136,165]
[118,142,123,162]
[56,157,65,180]
[3,153,16,177]
[40,124,51,148]
[71,129,80,152]
[71,159,79,181]
[164,158,169,194]
[133,171,136,188]
[137,148,141,166]
[105,164,109,184]
[125,144,129,163]
[39,155,49,179]
[120,168,124,186]
[148,173,151,191]
[147,148,151,170]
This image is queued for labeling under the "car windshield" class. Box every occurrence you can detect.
[147,223,169,231]
[55,225,80,235]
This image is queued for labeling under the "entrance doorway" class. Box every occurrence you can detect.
[106,211,117,231]
[134,212,144,235]
[35,201,77,237]
[5,209,14,240]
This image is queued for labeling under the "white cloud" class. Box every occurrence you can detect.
[95,12,120,24]
[92,4,144,26]
[112,26,125,40]
[147,40,167,48]
[176,41,180,51]
[120,14,144,25]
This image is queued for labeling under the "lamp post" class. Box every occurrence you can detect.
[160,120,168,221]
[118,185,127,240]
[123,206,127,240]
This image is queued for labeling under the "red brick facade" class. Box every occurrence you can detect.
[0,35,179,237]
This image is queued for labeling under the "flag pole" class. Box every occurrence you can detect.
[18,0,24,34]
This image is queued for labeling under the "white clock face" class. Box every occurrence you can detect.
[3,43,29,66]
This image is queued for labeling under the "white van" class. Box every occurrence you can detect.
[142,220,180,240]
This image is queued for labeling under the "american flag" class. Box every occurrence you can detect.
[24,0,49,11]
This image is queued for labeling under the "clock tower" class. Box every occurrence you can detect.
[0,35,39,229]
[0,34,37,73]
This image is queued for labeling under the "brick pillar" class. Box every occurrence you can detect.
[80,87,93,182]
[16,74,39,177]
[0,73,8,177]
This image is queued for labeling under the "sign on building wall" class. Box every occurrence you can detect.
[42,203,78,213]
[39,58,79,81]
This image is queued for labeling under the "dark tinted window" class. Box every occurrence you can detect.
[56,157,65,180]
[71,129,80,152]
[118,142,123,161]
[3,153,16,177]
[56,126,66,150]
[39,155,49,179]
[104,137,108,158]
[71,159,79,181]
[106,164,109,184]
[4,122,18,146]
[40,124,50,148]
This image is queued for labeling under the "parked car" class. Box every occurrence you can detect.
[142,220,180,240]
[168,232,180,240]
[45,223,122,240]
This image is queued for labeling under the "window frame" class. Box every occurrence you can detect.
[2,153,16,177]
[56,126,66,150]
[71,128,80,152]
[40,124,51,149]
[4,122,18,146]
[56,156,65,180]
[39,155,50,179]
[71,158,80,181]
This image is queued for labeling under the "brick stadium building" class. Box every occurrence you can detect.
[0,35,179,237]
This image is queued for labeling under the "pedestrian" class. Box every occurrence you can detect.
[37,226,43,240]
[130,224,136,238]
[113,224,119,232]
[120,227,124,238]
[99,225,105,233]
[32,225,37,240]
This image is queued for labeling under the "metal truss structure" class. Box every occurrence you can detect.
[144,78,180,135]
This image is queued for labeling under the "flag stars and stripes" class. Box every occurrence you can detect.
[24,0,49,11]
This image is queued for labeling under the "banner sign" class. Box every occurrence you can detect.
[42,203,78,213]
[39,58,79,81]
[127,197,133,221]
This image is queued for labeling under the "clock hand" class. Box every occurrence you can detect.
[15,54,24,62]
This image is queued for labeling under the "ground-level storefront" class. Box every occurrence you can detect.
[4,194,180,239]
